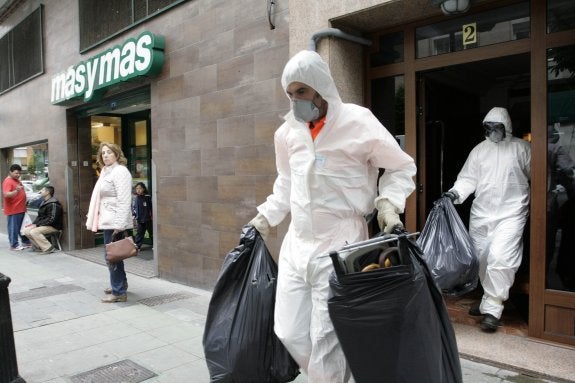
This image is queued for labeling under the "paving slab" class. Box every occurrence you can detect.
[1,233,573,383]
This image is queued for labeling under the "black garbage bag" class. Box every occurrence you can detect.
[328,234,463,383]
[417,196,479,296]
[203,225,300,383]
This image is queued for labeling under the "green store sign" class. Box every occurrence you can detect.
[51,31,164,105]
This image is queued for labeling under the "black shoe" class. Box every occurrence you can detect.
[468,305,481,316]
[40,246,55,255]
[480,314,500,332]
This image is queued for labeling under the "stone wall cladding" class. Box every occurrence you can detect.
[152,0,290,288]
[0,0,290,290]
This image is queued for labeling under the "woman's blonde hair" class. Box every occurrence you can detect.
[96,142,127,168]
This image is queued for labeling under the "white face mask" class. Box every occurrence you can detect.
[487,129,505,143]
[292,99,320,122]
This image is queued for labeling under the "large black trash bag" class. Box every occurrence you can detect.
[328,234,463,383]
[203,225,300,383]
[417,196,479,296]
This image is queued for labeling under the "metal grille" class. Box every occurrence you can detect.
[9,284,85,302]
[0,6,43,94]
[79,0,186,51]
[0,36,10,92]
[138,291,197,307]
[69,360,156,383]
[12,8,43,85]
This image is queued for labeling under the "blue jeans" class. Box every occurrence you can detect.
[7,213,31,248]
[104,230,128,296]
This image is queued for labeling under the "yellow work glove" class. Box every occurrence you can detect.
[249,213,271,241]
[376,199,404,234]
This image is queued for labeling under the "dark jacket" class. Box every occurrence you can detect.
[133,194,152,223]
[34,196,64,230]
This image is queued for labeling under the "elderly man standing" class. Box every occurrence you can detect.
[22,186,63,254]
[248,50,416,382]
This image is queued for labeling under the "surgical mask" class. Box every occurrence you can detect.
[292,99,320,122]
[484,122,506,143]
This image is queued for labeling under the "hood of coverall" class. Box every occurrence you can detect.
[281,50,342,118]
[483,107,512,142]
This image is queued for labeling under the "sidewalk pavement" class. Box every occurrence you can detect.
[0,233,574,383]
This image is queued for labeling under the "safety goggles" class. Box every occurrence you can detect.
[483,121,506,136]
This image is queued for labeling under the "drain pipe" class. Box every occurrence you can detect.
[308,28,372,51]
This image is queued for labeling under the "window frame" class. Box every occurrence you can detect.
[0,5,44,96]
[78,0,188,53]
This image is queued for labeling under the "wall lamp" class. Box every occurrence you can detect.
[430,0,471,15]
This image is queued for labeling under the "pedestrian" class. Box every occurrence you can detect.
[443,106,531,332]
[132,182,153,250]
[248,50,416,382]
[86,142,133,303]
[2,164,33,250]
[22,186,63,254]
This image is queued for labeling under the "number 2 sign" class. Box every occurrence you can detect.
[463,22,477,45]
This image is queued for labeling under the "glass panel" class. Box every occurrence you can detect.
[131,119,151,186]
[548,0,575,33]
[91,116,122,147]
[416,2,529,59]
[546,45,575,292]
[371,76,405,144]
[370,31,404,67]
[90,116,122,176]
[5,143,50,211]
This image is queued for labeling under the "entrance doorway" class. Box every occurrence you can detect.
[70,89,152,254]
[89,111,152,251]
[417,53,531,327]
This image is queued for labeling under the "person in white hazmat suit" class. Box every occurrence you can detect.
[443,107,531,332]
[248,50,416,382]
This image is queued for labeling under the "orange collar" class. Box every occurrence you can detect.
[308,116,326,141]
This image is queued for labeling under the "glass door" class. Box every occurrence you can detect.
[124,113,152,192]
[546,44,575,293]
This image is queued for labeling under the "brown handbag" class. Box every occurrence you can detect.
[106,232,138,263]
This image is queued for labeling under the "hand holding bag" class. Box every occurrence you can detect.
[417,196,478,296]
[106,231,138,263]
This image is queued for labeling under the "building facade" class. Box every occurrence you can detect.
[0,0,290,286]
[1,0,574,347]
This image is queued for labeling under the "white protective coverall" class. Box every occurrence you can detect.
[257,50,416,382]
[449,107,531,319]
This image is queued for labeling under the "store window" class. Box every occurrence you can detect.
[546,44,575,292]
[0,6,44,94]
[415,1,529,59]
[79,0,186,51]
[3,143,50,210]
[547,0,575,33]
